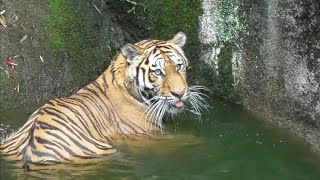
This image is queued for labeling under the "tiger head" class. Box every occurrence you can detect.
[120,32,207,126]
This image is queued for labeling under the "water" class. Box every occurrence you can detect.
[1,98,320,179]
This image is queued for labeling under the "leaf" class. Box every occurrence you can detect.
[14,83,20,93]
[20,35,28,43]
[0,14,7,28]
[4,70,13,80]
[93,4,101,14]
[40,56,44,63]
[6,56,18,71]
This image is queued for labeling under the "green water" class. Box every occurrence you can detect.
[1,98,320,179]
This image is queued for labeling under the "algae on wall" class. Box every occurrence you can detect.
[198,0,242,100]
[0,72,17,110]
[47,0,105,85]
[0,0,126,111]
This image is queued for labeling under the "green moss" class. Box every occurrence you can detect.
[0,72,18,110]
[0,72,8,110]
[216,0,241,43]
[46,0,102,85]
[217,43,235,96]
[141,0,201,46]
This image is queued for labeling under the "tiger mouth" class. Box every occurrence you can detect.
[174,101,184,108]
[168,100,187,112]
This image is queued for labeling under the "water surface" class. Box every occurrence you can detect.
[1,98,320,179]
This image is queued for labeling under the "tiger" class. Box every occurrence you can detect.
[0,32,208,165]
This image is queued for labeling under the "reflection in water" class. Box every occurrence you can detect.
[2,154,137,179]
[1,133,201,179]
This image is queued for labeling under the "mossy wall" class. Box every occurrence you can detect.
[47,0,106,85]
[0,0,125,111]
[0,72,17,110]
[197,0,242,100]
[114,0,201,44]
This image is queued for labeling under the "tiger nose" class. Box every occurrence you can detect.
[171,90,185,98]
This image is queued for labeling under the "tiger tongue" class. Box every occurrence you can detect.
[175,101,184,108]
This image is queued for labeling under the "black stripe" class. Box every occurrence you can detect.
[51,117,105,150]
[36,122,81,148]
[37,121,107,154]
[68,96,114,135]
[35,137,72,162]
[89,84,127,135]
[141,68,146,88]
[44,107,90,140]
[90,82,128,135]
[55,101,105,139]
[42,144,72,162]
[102,73,109,89]
[111,64,116,85]
[124,118,148,133]
[76,91,114,130]
[1,116,37,147]
[3,133,30,155]
[30,148,59,161]
[45,131,71,147]
[75,90,108,137]
[27,120,37,150]
[81,86,114,123]
[145,42,156,49]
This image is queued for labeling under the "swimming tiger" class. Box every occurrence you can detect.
[0,32,208,164]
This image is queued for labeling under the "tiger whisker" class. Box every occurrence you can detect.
[189,85,212,93]
[188,97,202,119]
[155,101,165,126]
[144,100,160,130]
[139,96,159,122]
[190,93,209,110]
[153,100,166,131]
[146,99,163,131]
[147,100,159,131]
[157,103,168,134]
[142,100,159,130]
[187,86,211,120]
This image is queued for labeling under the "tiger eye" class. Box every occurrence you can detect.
[154,69,162,76]
[176,64,183,71]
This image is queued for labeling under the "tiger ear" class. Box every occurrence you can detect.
[121,43,142,63]
[170,32,187,48]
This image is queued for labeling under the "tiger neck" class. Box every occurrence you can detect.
[91,56,163,134]
[108,54,146,103]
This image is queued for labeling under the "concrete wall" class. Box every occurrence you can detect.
[199,0,320,149]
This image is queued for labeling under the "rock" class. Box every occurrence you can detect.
[199,0,320,150]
